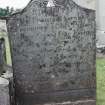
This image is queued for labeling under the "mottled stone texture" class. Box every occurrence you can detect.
[37,100,96,105]
[0,77,10,105]
[0,38,5,75]
[7,0,96,105]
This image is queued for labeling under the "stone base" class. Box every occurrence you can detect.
[37,100,96,105]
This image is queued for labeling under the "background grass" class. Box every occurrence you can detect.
[97,58,105,105]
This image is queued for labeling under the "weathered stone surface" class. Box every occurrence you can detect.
[1,66,14,105]
[0,38,6,75]
[7,0,96,104]
[37,100,96,105]
[0,77,10,105]
[0,19,7,33]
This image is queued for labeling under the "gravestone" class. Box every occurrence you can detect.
[0,77,10,105]
[7,0,96,105]
[0,38,6,75]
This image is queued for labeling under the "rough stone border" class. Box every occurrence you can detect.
[36,100,96,105]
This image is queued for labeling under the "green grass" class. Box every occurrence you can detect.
[97,58,105,105]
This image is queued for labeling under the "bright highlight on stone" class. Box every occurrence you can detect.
[47,0,55,7]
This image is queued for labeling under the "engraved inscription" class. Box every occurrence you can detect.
[7,0,96,104]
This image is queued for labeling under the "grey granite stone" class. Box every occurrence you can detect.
[0,38,6,75]
[36,99,96,105]
[7,0,96,105]
[0,77,10,105]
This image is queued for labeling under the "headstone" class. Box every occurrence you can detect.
[7,0,96,105]
[0,19,7,33]
[0,77,10,105]
[0,38,6,75]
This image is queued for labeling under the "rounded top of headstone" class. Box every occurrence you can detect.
[54,0,66,5]
[0,77,9,87]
